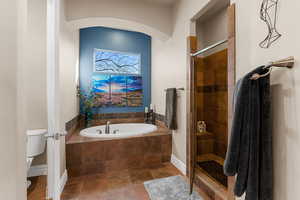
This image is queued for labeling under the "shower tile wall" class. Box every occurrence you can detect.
[196,49,228,158]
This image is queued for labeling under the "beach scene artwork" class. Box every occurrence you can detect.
[126,76,143,107]
[92,74,143,107]
[94,49,141,75]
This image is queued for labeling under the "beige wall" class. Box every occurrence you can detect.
[152,0,218,163]
[0,0,27,199]
[26,0,47,130]
[27,0,47,166]
[232,0,300,199]
[0,1,18,198]
[65,0,174,37]
[196,6,228,55]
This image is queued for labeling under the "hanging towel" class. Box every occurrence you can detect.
[224,66,272,200]
[165,88,177,130]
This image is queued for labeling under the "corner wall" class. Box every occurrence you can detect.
[232,0,300,199]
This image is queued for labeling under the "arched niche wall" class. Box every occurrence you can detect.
[67,17,171,41]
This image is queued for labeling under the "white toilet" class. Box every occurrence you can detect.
[26,129,47,187]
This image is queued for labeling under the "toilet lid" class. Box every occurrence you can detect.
[27,129,47,136]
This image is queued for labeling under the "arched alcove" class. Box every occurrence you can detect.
[67,17,171,41]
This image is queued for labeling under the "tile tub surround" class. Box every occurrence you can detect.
[66,125,172,177]
[93,112,145,120]
[88,112,146,128]
[65,115,83,141]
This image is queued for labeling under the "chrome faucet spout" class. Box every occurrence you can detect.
[105,121,110,134]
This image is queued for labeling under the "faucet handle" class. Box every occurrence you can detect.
[113,129,119,134]
[97,129,102,134]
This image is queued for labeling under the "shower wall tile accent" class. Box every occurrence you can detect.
[195,49,228,158]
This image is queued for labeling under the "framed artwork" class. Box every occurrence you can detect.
[92,74,143,107]
[92,74,111,107]
[94,49,141,75]
[110,75,127,107]
[126,76,143,107]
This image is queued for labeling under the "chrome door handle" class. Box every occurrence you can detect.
[45,131,68,140]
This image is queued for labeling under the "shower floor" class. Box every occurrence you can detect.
[197,161,227,187]
[196,153,227,188]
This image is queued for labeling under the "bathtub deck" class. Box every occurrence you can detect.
[66,124,171,144]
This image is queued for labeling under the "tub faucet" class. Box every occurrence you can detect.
[105,121,110,134]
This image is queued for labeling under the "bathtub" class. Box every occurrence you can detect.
[80,123,158,138]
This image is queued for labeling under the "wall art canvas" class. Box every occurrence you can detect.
[126,76,143,107]
[92,74,143,107]
[92,74,111,107]
[110,75,127,107]
[94,49,141,75]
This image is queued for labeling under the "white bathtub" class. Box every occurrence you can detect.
[80,123,158,138]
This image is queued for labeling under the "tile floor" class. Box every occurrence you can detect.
[27,176,47,200]
[61,163,181,200]
[27,163,211,200]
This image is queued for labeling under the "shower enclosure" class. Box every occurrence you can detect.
[195,49,228,187]
[187,2,236,199]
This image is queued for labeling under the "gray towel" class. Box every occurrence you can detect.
[224,66,272,200]
[165,88,177,130]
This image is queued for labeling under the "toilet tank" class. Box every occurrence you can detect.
[26,129,47,157]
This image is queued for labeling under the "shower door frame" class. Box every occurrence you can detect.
[186,3,236,200]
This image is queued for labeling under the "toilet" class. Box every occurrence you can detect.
[26,129,47,188]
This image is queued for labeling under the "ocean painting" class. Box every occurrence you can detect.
[94,49,141,75]
[126,76,143,107]
[92,74,143,107]
[92,74,111,107]
[110,75,127,106]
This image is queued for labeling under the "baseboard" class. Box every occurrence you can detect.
[171,154,187,175]
[60,170,68,195]
[28,164,48,177]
